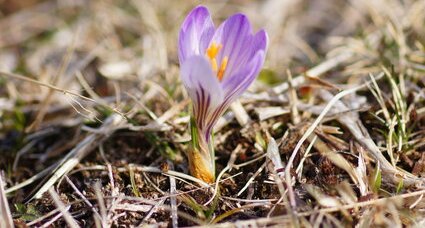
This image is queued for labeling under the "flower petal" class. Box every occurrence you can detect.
[253,29,268,53]
[221,29,268,87]
[209,14,254,78]
[201,50,265,139]
[222,50,265,102]
[239,29,268,69]
[222,30,268,85]
[179,6,215,63]
[180,56,224,131]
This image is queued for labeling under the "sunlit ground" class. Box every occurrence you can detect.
[0,0,425,227]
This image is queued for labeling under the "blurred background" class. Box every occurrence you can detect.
[0,0,423,121]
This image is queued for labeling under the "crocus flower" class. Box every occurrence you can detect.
[179,6,268,183]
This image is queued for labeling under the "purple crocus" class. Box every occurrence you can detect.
[179,6,268,183]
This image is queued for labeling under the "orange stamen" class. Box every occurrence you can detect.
[210,58,218,72]
[206,42,228,81]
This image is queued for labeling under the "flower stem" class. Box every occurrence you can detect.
[188,117,215,183]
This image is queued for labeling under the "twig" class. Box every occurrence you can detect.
[64,176,102,221]
[287,70,301,124]
[237,161,267,196]
[140,199,165,224]
[230,100,251,126]
[94,182,108,228]
[26,207,61,226]
[48,188,79,228]
[40,207,70,228]
[168,161,178,228]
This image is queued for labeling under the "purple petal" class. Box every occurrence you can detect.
[222,50,265,102]
[235,29,267,72]
[200,50,265,139]
[180,55,224,131]
[253,29,268,52]
[179,6,215,63]
[219,29,267,86]
[209,14,265,79]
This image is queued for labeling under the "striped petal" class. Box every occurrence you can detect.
[210,14,250,77]
[180,56,224,133]
[209,14,258,80]
[222,50,265,102]
[178,6,215,63]
[201,50,265,139]
[221,28,267,92]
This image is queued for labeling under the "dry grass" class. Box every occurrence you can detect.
[0,0,425,227]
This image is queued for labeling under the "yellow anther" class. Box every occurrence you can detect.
[206,42,228,81]
[206,42,222,59]
[217,56,228,81]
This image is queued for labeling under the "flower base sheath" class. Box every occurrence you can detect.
[179,6,268,183]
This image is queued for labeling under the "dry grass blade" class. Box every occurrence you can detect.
[266,136,284,176]
[0,174,14,228]
[318,88,421,187]
[237,161,267,197]
[26,36,77,132]
[30,114,125,200]
[310,134,359,186]
[255,106,290,121]
[285,75,384,208]
[0,71,96,102]
[5,162,57,194]
[272,51,354,94]
[40,207,71,228]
